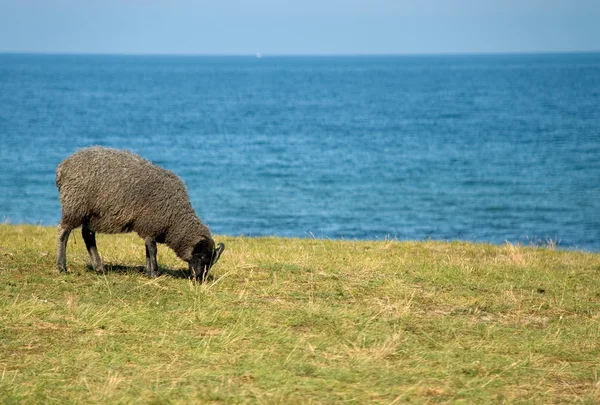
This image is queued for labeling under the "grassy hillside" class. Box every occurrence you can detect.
[1,224,599,404]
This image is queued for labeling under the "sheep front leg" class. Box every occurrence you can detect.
[145,238,159,277]
[82,226,104,273]
[56,225,71,272]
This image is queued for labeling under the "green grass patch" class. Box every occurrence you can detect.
[1,224,599,403]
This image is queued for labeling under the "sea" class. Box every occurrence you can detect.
[1,53,599,251]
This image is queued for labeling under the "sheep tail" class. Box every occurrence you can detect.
[55,164,63,190]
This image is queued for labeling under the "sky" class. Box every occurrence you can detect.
[1,0,599,55]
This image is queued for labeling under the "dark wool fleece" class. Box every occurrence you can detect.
[56,146,213,261]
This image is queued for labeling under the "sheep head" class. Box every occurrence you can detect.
[189,239,225,282]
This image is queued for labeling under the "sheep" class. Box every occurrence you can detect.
[55,146,224,281]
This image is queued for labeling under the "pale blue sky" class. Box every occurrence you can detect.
[1,0,599,55]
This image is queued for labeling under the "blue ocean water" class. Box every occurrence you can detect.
[0,53,599,250]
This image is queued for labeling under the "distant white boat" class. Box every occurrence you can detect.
[256,53,263,58]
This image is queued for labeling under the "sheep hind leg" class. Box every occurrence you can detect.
[82,226,104,273]
[56,224,72,272]
[145,238,159,277]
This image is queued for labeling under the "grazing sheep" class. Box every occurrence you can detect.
[56,146,224,281]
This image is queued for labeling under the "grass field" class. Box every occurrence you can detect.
[0,224,599,404]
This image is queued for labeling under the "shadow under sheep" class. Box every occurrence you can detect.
[84,263,214,281]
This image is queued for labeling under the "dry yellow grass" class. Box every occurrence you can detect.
[1,224,599,403]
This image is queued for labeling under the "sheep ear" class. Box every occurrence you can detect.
[212,243,225,266]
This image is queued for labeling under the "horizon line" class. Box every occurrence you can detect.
[1,49,600,58]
